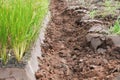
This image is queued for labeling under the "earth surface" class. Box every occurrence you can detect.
[36,0,120,80]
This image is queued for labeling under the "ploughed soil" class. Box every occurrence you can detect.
[36,0,120,80]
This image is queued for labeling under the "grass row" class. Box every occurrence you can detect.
[0,0,48,64]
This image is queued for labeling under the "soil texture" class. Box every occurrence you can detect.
[36,0,120,80]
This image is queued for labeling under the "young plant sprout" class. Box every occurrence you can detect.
[110,17,120,34]
[0,0,48,63]
[89,10,97,19]
[89,0,120,18]
[100,0,120,17]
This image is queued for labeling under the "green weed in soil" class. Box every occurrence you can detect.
[110,17,120,34]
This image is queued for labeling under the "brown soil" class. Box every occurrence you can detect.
[36,0,120,80]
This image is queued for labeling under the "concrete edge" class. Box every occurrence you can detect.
[25,11,51,80]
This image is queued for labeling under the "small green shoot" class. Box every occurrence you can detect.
[100,0,120,17]
[89,10,97,19]
[89,0,120,18]
[110,17,120,34]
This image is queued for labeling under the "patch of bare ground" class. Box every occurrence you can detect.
[35,0,120,80]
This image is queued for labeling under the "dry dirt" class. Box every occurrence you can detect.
[35,0,120,80]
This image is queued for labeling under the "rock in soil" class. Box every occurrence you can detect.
[97,48,106,53]
[106,35,120,48]
[91,37,102,50]
[88,24,109,34]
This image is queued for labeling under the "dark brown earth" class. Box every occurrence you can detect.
[35,0,120,80]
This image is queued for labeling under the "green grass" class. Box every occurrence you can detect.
[88,0,120,19]
[89,10,97,19]
[0,0,48,64]
[101,0,118,16]
[110,18,120,34]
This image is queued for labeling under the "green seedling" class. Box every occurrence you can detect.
[110,17,120,34]
[89,10,97,19]
[0,0,48,63]
[0,3,9,64]
[100,0,120,17]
